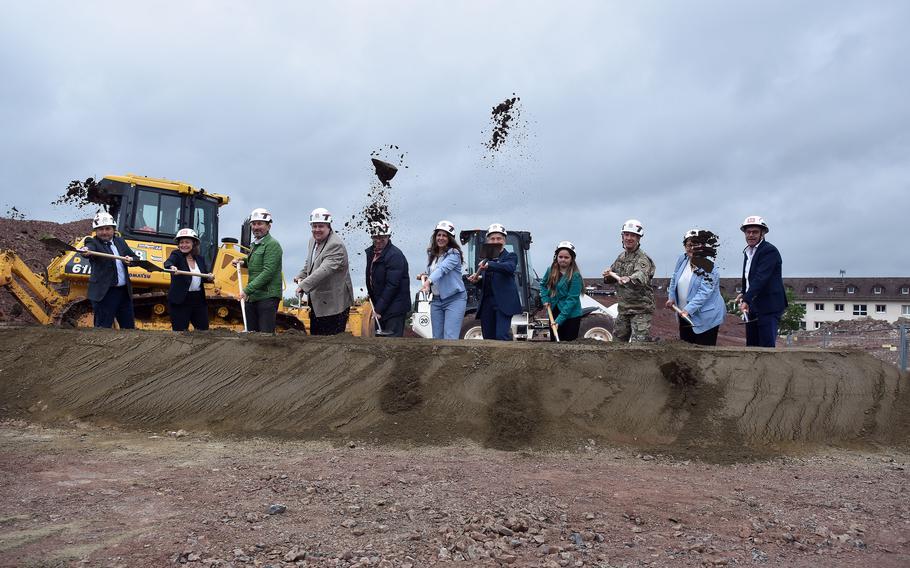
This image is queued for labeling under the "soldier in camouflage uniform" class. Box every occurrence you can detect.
[602,219,656,342]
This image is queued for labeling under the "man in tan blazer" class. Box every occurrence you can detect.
[295,207,355,335]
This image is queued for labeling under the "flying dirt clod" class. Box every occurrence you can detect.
[371,158,398,187]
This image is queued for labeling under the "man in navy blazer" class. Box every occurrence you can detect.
[738,215,787,347]
[79,211,141,329]
[364,221,410,337]
[467,223,522,340]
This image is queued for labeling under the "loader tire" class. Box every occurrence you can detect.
[579,314,614,342]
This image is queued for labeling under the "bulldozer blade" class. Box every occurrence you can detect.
[371,158,398,186]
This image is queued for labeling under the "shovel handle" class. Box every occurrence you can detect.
[167,268,213,278]
[236,262,248,332]
[546,304,560,342]
[82,250,134,262]
[671,304,695,326]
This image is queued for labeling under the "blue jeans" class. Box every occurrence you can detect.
[431,290,467,339]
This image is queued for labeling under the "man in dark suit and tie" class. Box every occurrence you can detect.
[79,211,141,328]
[467,223,522,340]
[737,215,787,347]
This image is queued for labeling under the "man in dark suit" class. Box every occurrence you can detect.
[79,211,141,328]
[365,221,410,337]
[738,215,787,347]
[467,223,522,340]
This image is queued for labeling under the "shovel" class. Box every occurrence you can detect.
[235,262,248,332]
[368,298,395,337]
[671,304,695,327]
[134,259,213,279]
[545,303,560,342]
[41,236,134,263]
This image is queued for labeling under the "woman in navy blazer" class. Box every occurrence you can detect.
[665,229,725,345]
[418,220,467,339]
[164,228,212,331]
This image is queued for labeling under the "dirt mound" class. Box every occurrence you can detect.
[0,217,93,323]
[1,327,907,462]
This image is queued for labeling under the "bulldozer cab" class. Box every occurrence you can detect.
[95,174,228,267]
[459,229,541,315]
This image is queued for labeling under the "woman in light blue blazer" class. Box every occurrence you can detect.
[665,229,726,345]
[418,220,467,339]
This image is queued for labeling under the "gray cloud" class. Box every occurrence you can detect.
[2,0,908,298]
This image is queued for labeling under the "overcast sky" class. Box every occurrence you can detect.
[2,0,908,295]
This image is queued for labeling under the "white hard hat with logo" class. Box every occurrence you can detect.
[175,228,199,242]
[92,211,117,229]
[434,220,455,237]
[621,219,644,237]
[555,240,576,258]
[740,215,769,233]
[486,223,507,237]
[309,207,332,225]
[250,208,273,224]
[369,220,391,236]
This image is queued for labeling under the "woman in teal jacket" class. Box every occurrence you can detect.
[540,241,584,341]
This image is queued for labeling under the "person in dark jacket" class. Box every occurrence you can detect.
[79,211,140,329]
[540,241,584,341]
[737,215,787,347]
[467,223,522,340]
[165,228,213,331]
[364,221,410,337]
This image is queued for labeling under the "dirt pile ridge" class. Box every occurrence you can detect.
[0,217,93,323]
[1,327,907,461]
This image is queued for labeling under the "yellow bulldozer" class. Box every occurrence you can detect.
[0,173,369,333]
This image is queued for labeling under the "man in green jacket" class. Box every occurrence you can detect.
[233,207,283,332]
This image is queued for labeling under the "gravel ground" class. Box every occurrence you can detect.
[0,420,908,568]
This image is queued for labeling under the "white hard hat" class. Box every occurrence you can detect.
[92,211,117,229]
[434,220,456,237]
[369,220,391,236]
[683,229,700,243]
[250,208,273,224]
[175,228,199,242]
[309,207,333,225]
[555,240,576,258]
[486,223,507,237]
[740,215,769,233]
[621,219,644,237]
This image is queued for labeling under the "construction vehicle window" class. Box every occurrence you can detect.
[192,200,217,265]
[134,190,181,235]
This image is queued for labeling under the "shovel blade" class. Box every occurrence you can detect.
[39,236,76,253]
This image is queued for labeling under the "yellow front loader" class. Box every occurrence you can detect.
[0,174,369,334]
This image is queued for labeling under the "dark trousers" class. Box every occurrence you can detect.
[376,313,406,337]
[92,286,135,329]
[479,301,512,340]
[679,320,719,346]
[246,297,280,333]
[550,307,581,341]
[745,314,779,347]
[310,307,350,336]
[169,291,209,331]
